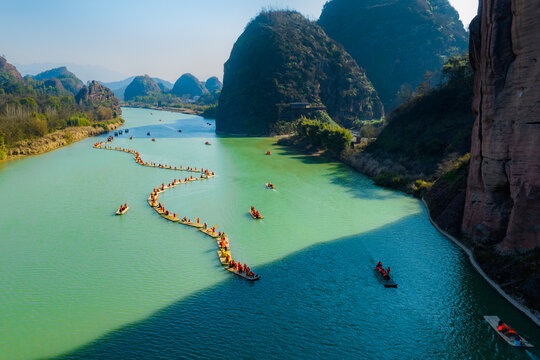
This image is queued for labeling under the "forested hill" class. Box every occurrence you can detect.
[0,57,121,159]
[216,10,383,135]
[318,0,468,110]
[32,66,84,95]
[124,75,161,101]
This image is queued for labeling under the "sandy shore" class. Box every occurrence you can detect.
[1,120,122,163]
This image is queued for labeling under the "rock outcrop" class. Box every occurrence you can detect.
[75,81,121,116]
[0,56,23,82]
[32,66,84,95]
[463,1,540,253]
[216,10,383,135]
[172,73,206,98]
[204,77,223,93]
[124,75,161,101]
[318,0,468,109]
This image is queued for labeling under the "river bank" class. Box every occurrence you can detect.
[277,134,540,326]
[1,120,123,163]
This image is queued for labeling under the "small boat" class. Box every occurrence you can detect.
[152,138,156,142]
[114,132,118,136]
[217,250,229,266]
[119,130,123,135]
[115,206,129,215]
[129,136,133,140]
[178,129,182,133]
[373,267,397,288]
[227,267,260,281]
[159,119,162,121]
[147,132,151,136]
[125,129,129,133]
[205,141,211,145]
[265,183,276,189]
[200,228,219,238]
[266,151,271,155]
[484,316,534,347]
[249,209,264,219]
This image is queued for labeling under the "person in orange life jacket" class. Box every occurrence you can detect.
[497,320,510,333]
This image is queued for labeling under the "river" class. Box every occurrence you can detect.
[0,107,538,360]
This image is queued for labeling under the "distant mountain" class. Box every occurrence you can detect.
[204,77,223,93]
[172,73,207,98]
[32,66,84,95]
[123,75,162,101]
[15,62,126,83]
[102,76,173,100]
[216,10,383,135]
[318,0,468,109]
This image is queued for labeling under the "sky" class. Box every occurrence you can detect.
[0,0,478,83]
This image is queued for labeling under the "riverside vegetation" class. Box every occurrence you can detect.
[0,57,122,160]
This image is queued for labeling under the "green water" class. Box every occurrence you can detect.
[0,108,538,360]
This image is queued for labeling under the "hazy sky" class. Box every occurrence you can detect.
[1,0,478,83]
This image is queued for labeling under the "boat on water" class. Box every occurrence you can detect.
[119,130,123,135]
[125,129,129,133]
[205,141,211,145]
[266,151,271,155]
[152,138,156,142]
[265,183,276,189]
[178,129,182,133]
[115,206,129,215]
[114,132,118,136]
[484,316,534,347]
[147,132,151,136]
[249,209,264,219]
[130,136,133,140]
[374,267,397,288]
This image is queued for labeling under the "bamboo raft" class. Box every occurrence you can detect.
[94,140,258,281]
[484,316,534,348]
[265,183,275,189]
[249,209,264,219]
[374,268,397,288]
[115,206,129,215]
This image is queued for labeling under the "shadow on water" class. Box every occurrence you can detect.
[49,214,539,360]
[274,143,404,201]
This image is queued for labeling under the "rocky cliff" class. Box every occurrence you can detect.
[318,0,468,109]
[75,81,121,117]
[172,73,206,98]
[0,56,23,82]
[124,75,161,101]
[216,10,383,135]
[463,1,540,253]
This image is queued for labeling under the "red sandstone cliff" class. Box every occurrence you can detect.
[463,0,540,252]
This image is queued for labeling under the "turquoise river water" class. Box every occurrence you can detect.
[0,108,538,360]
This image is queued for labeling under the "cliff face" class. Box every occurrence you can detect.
[75,81,121,116]
[318,0,468,109]
[124,75,161,101]
[463,1,540,252]
[0,57,23,82]
[216,11,383,135]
